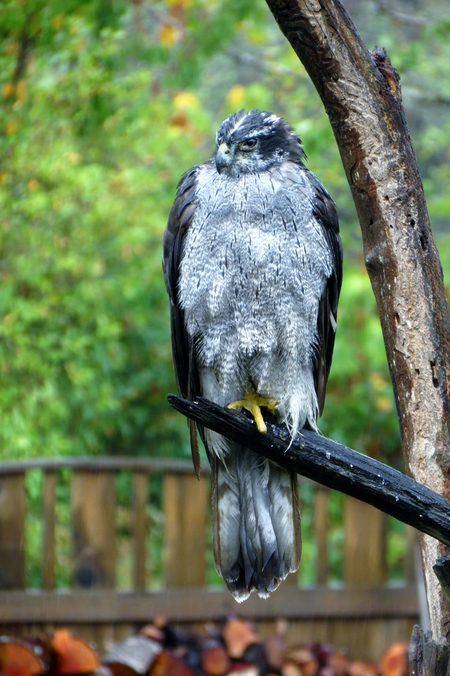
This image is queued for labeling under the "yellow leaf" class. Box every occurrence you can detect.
[227,85,245,108]
[16,79,26,103]
[28,178,40,191]
[2,82,14,98]
[376,396,393,413]
[5,120,17,136]
[6,42,17,56]
[369,371,386,391]
[158,24,181,47]
[51,13,64,30]
[67,152,82,164]
[248,27,267,45]
[173,91,199,110]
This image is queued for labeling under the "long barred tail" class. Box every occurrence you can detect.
[210,441,301,602]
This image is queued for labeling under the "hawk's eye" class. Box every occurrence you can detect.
[239,138,257,152]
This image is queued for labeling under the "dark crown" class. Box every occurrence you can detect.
[216,109,306,163]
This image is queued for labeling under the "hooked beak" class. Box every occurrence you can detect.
[215,142,233,174]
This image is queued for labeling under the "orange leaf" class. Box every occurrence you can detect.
[0,638,46,676]
[52,629,100,675]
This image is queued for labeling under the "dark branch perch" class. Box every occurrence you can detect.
[168,395,450,547]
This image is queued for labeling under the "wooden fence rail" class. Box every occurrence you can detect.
[0,457,421,661]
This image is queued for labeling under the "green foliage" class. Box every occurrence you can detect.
[0,0,449,470]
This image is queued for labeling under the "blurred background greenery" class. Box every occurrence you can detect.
[1,0,449,469]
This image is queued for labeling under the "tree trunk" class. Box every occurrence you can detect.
[409,625,450,676]
[264,0,450,638]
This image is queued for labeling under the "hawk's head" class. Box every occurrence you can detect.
[214,109,306,176]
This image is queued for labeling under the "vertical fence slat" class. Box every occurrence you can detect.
[315,485,329,585]
[341,497,391,664]
[42,470,56,590]
[344,496,387,584]
[0,473,26,589]
[132,470,148,590]
[71,470,116,588]
[181,473,208,586]
[163,473,208,587]
[163,473,184,587]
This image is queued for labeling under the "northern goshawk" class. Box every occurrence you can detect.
[163,109,342,601]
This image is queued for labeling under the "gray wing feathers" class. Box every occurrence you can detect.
[162,165,207,476]
[309,172,342,414]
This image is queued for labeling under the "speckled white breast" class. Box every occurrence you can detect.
[178,161,333,433]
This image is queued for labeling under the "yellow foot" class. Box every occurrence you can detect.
[227,393,279,434]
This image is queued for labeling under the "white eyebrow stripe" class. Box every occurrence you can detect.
[264,114,280,124]
[251,128,272,137]
[229,114,247,134]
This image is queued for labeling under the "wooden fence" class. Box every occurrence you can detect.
[0,457,421,661]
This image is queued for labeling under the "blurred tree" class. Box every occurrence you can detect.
[0,0,449,463]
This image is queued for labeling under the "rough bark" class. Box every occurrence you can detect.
[409,625,450,676]
[263,0,450,638]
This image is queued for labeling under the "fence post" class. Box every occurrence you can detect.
[315,484,329,585]
[163,472,208,587]
[133,470,148,590]
[344,496,387,584]
[71,470,116,588]
[0,473,25,589]
[42,470,56,590]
